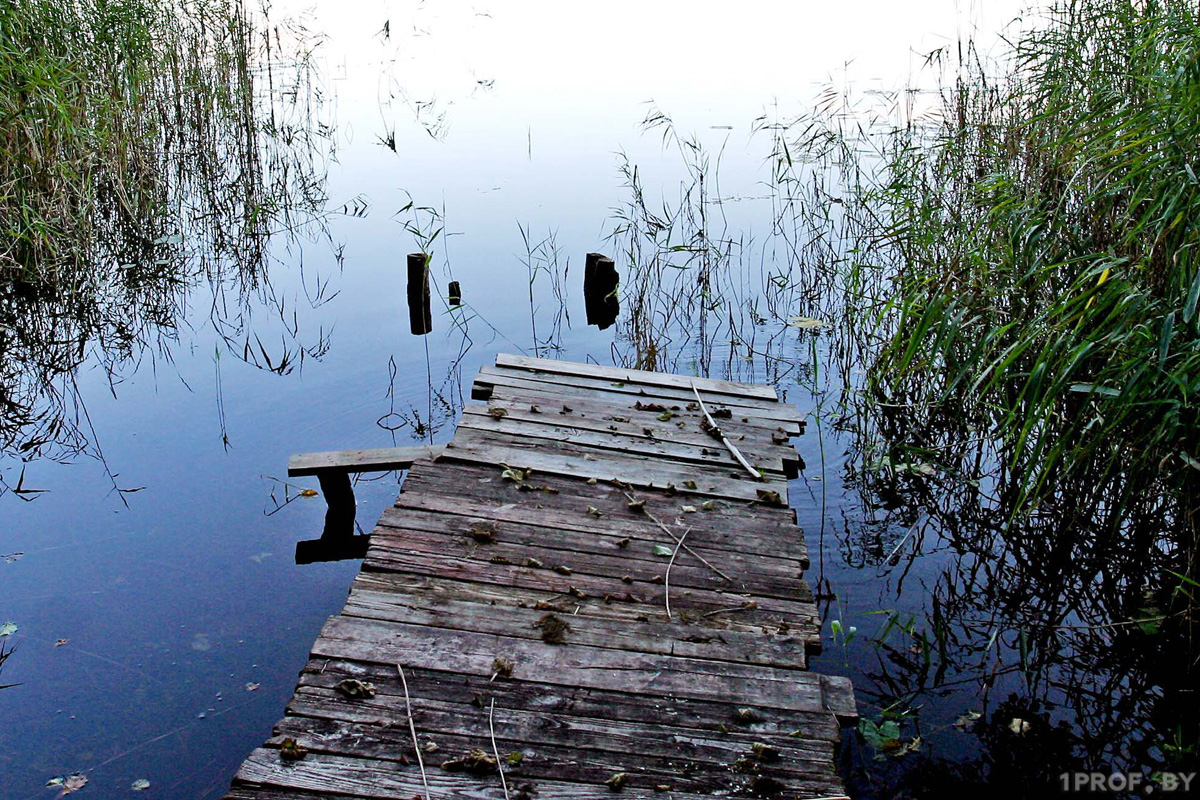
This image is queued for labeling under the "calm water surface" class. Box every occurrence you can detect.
[9,2,1163,798]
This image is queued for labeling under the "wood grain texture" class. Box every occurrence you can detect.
[224,354,854,800]
[288,445,444,476]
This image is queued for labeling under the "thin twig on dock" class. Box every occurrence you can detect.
[692,382,762,480]
[664,526,691,619]
[397,664,431,800]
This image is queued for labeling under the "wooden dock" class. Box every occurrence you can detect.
[226,354,856,800]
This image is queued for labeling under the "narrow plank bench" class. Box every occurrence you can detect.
[288,445,445,507]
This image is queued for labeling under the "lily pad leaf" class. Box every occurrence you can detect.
[131,779,151,791]
[786,316,831,329]
[0,621,17,637]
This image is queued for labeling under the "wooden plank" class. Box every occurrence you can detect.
[342,583,809,668]
[479,393,802,470]
[369,506,811,599]
[348,571,819,646]
[460,406,791,476]
[483,384,804,438]
[311,616,845,715]
[360,539,821,634]
[398,462,810,568]
[279,689,839,764]
[266,712,844,795]
[441,429,788,505]
[391,488,811,571]
[288,445,444,477]
[496,353,780,401]
[474,367,805,427]
[293,658,845,742]
[234,747,773,800]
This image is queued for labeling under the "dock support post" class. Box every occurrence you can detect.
[583,252,619,329]
[408,253,432,335]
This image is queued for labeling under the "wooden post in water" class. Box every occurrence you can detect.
[408,253,432,335]
[583,252,619,330]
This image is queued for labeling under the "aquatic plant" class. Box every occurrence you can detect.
[0,0,334,477]
[853,0,1199,545]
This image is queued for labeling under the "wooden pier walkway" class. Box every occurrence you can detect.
[226,354,856,800]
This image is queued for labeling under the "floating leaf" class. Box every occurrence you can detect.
[298,489,319,498]
[786,316,831,329]
[245,682,260,692]
[131,779,151,791]
[652,544,673,557]
[860,718,901,750]
[953,711,981,730]
[894,462,937,477]
[0,621,17,637]
[59,774,88,794]
[55,638,68,647]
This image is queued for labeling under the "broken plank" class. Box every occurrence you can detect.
[496,353,780,400]
[441,428,789,505]
[474,367,804,426]
[460,406,790,475]
[288,445,444,477]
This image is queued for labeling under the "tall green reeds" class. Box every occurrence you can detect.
[0,0,331,472]
[827,0,1200,555]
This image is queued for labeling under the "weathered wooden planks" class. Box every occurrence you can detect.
[495,353,781,401]
[288,445,444,477]
[226,354,854,800]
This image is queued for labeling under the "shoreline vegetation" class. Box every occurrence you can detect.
[0,0,333,477]
[804,0,1200,784]
[1,0,1196,793]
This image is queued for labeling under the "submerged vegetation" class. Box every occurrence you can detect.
[783,0,1200,785]
[605,0,1199,788]
[0,0,334,479]
[843,0,1200,543]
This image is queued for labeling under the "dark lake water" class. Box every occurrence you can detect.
[4,2,1193,798]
